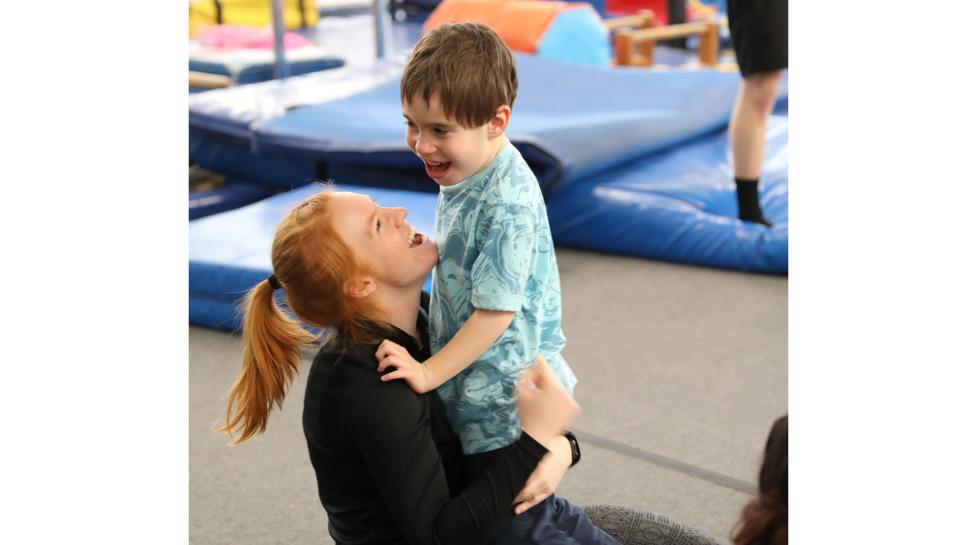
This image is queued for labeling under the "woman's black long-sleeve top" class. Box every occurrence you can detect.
[302,297,548,545]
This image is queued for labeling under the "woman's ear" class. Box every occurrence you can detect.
[343,276,376,299]
[488,105,511,137]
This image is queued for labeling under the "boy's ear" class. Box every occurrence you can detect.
[488,105,511,137]
[343,276,377,299]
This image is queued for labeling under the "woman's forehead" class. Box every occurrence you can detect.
[335,191,374,209]
[332,192,379,234]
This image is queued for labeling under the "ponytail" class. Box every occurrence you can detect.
[220,278,316,444]
[218,188,395,444]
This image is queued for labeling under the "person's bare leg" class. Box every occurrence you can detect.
[729,70,782,225]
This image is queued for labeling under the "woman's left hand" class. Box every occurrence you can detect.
[376,340,431,394]
[512,434,573,515]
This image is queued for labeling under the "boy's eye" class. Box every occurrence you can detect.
[434,127,449,136]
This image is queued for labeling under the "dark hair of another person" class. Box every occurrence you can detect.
[732,414,787,545]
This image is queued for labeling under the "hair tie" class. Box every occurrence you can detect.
[267,274,281,290]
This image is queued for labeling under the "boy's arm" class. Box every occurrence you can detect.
[441,197,539,386]
[376,308,515,393]
[425,308,515,387]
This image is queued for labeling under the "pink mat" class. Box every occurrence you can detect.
[195,25,314,49]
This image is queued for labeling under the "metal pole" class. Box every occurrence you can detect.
[371,0,392,59]
[271,0,289,79]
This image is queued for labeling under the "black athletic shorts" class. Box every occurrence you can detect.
[728,0,788,77]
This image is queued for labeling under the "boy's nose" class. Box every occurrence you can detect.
[414,134,436,155]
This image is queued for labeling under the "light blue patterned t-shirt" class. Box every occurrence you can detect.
[430,142,577,455]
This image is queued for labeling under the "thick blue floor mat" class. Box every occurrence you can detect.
[189,60,406,188]
[252,54,742,195]
[189,183,437,331]
[188,57,788,202]
[547,115,788,274]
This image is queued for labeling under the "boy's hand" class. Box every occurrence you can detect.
[512,435,573,515]
[376,340,431,394]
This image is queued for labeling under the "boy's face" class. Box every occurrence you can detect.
[403,93,504,187]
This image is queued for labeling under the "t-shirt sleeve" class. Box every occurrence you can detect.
[470,202,537,312]
[344,379,548,545]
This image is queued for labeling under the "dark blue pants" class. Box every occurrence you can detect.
[467,449,621,545]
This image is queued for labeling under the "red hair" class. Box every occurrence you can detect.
[220,189,391,444]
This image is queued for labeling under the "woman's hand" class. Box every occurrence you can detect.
[512,435,573,514]
[376,340,432,394]
[516,356,581,452]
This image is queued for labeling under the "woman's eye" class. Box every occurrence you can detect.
[376,218,382,232]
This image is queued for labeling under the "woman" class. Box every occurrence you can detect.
[220,189,582,545]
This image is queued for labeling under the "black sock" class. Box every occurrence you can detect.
[735,178,771,226]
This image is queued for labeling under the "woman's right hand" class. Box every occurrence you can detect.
[516,356,581,446]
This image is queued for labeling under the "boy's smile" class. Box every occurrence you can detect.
[403,93,509,187]
[423,159,451,181]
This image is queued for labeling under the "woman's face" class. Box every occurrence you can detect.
[329,191,437,289]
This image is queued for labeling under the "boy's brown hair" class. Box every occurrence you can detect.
[401,22,518,128]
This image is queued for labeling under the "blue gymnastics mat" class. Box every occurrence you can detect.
[189,60,406,188]
[190,183,437,331]
[252,53,743,195]
[189,47,345,90]
[189,56,787,278]
[547,115,788,274]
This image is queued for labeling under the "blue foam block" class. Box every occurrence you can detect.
[536,8,611,67]
[190,183,438,331]
[547,115,788,273]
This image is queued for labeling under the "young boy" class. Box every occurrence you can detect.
[375,22,620,545]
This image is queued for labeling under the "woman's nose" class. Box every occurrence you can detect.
[393,208,407,226]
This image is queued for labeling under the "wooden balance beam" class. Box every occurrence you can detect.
[604,9,656,32]
[611,19,720,68]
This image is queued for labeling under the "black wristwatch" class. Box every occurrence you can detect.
[564,431,581,467]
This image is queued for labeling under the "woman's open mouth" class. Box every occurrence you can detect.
[407,225,425,248]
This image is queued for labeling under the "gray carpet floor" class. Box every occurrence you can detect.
[190,248,787,544]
